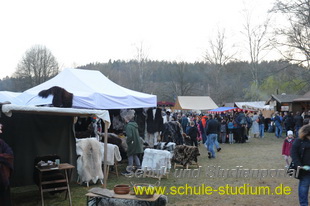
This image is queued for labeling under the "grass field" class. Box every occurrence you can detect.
[11,132,300,206]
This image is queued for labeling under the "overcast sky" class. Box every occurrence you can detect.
[0,0,277,79]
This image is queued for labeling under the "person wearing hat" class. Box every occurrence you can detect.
[282,130,295,168]
[121,110,143,175]
[163,109,173,123]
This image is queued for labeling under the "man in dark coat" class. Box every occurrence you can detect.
[205,114,220,158]
[283,112,295,135]
[294,111,304,138]
[235,111,247,143]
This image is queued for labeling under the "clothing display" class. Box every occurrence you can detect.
[146,108,163,133]
[145,108,163,147]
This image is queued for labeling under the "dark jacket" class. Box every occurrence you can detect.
[283,114,294,128]
[235,112,246,128]
[125,121,143,156]
[291,138,310,177]
[206,119,219,135]
[272,115,282,126]
[188,126,199,140]
[258,115,265,125]
[294,115,304,127]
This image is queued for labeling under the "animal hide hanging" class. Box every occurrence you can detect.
[38,86,73,108]
[146,108,164,134]
[76,138,103,184]
[146,108,156,133]
[154,108,164,132]
[162,121,184,145]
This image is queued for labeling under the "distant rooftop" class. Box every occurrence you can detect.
[267,94,303,104]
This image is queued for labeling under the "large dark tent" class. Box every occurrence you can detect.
[0,105,110,186]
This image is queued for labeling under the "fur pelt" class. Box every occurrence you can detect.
[101,133,127,160]
[76,138,103,184]
[38,86,73,107]
[154,108,164,131]
[161,121,184,145]
[171,145,200,166]
[146,108,156,133]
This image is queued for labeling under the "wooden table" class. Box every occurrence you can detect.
[35,163,75,206]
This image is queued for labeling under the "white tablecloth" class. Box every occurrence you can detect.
[141,149,172,175]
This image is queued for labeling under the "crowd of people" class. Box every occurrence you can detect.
[169,109,310,141]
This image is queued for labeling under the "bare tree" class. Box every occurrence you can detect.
[169,62,197,97]
[271,0,310,69]
[134,41,149,92]
[241,7,272,100]
[243,11,271,84]
[203,28,237,103]
[14,45,59,89]
[204,29,237,67]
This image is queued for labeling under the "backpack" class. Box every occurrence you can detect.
[228,122,234,129]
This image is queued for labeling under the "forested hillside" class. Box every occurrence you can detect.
[78,60,309,105]
[0,59,308,105]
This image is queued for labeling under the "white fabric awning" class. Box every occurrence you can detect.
[235,101,273,111]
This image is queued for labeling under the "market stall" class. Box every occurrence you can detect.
[1,68,157,188]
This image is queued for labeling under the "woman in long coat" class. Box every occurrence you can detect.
[122,110,143,175]
[251,112,259,138]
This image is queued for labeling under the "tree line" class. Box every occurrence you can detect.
[1,58,308,106]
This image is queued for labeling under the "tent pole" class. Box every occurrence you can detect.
[103,122,108,188]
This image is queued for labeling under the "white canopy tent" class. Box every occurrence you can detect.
[0,91,21,104]
[3,68,157,188]
[15,68,157,109]
[173,96,218,111]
